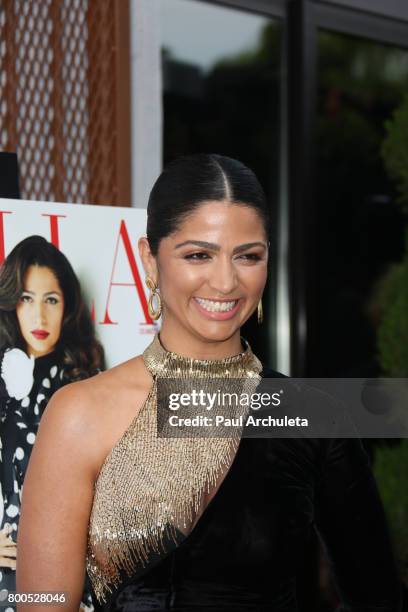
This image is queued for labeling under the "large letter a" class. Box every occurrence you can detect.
[101,220,153,325]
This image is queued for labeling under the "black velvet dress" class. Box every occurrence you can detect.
[90,365,403,612]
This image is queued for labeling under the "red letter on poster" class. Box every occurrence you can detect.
[101,220,153,325]
[0,211,12,265]
[42,214,67,249]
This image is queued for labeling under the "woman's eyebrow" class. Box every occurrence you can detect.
[174,240,219,250]
[22,290,61,295]
[233,242,267,254]
[174,240,267,253]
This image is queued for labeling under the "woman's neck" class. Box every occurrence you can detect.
[158,323,244,361]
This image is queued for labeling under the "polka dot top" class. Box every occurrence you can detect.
[0,350,65,603]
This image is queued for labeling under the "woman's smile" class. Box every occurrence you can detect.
[139,199,268,357]
[192,296,242,319]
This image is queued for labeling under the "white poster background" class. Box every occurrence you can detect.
[0,199,159,368]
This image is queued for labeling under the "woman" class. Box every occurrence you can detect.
[17,156,402,611]
[0,236,104,610]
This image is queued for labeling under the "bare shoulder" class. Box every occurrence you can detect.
[42,355,152,478]
[48,353,149,411]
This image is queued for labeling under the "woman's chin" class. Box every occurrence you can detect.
[188,318,241,344]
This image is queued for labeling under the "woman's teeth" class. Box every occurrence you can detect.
[195,298,238,312]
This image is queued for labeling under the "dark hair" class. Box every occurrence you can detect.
[147,153,270,255]
[0,235,105,381]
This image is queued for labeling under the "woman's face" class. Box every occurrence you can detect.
[150,200,268,348]
[16,265,65,358]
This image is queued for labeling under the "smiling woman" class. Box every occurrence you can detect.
[0,236,104,611]
[139,200,268,353]
[16,156,402,612]
[139,154,270,356]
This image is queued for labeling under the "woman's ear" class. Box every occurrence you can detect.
[138,236,158,283]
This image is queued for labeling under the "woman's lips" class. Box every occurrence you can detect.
[192,297,242,321]
[31,330,50,340]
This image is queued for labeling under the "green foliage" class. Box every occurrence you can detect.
[375,253,408,376]
[382,95,408,215]
[373,440,408,584]
[378,96,408,377]
[375,97,408,587]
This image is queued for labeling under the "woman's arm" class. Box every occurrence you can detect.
[314,437,403,612]
[16,383,100,612]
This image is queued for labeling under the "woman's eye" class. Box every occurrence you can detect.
[183,252,262,262]
[238,253,262,261]
[20,294,32,303]
[184,252,211,261]
[46,297,59,305]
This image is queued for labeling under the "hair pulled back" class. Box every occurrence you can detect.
[146,154,270,255]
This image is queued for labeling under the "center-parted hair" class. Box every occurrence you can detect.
[0,235,105,381]
[147,153,270,255]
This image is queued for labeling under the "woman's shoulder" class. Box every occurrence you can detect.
[47,354,151,427]
[60,353,150,395]
[256,366,340,462]
[40,354,153,477]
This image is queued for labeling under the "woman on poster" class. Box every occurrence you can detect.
[0,235,104,610]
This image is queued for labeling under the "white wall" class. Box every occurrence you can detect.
[130,0,162,209]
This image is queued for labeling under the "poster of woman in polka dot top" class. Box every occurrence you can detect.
[0,235,105,611]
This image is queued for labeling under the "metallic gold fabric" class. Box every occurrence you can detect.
[86,333,262,604]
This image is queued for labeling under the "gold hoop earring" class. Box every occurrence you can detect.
[257,300,263,325]
[146,275,162,320]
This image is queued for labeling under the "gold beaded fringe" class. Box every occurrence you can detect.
[86,333,262,603]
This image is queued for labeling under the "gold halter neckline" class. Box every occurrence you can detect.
[86,333,263,604]
[143,332,262,379]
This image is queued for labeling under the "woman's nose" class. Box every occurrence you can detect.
[34,303,46,326]
[208,257,238,294]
